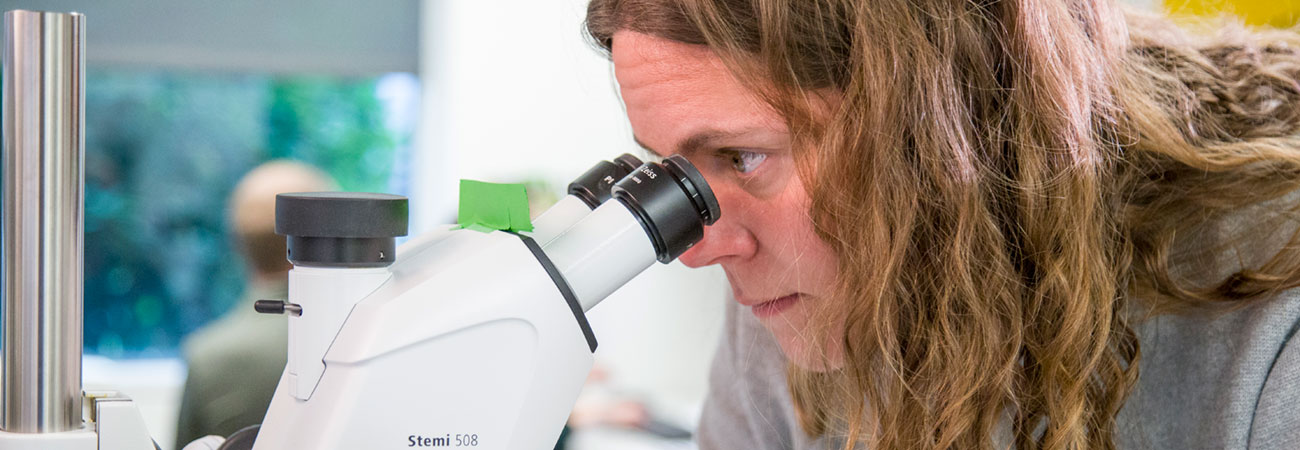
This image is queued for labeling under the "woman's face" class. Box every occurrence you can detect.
[612,31,841,369]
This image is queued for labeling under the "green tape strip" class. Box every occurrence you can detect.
[457,179,533,233]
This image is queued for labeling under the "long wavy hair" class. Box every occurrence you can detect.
[586,1,1300,449]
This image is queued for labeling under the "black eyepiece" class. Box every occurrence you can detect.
[567,154,645,208]
[611,155,721,263]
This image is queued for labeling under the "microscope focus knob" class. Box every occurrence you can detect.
[275,192,409,268]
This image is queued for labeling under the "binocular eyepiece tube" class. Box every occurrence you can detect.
[542,155,720,311]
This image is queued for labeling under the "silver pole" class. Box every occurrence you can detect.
[2,9,85,433]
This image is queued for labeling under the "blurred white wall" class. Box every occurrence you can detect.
[415,0,638,229]
[413,0,729,436]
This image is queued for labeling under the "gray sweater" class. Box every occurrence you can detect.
[697,205,1300,449]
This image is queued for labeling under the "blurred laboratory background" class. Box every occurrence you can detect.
[0,0,1289,449]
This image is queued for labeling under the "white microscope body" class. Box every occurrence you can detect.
[248,155,718,450]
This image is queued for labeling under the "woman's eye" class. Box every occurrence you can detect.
[727,150,766,174]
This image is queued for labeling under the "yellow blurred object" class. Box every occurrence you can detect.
[1166,0,1300,27]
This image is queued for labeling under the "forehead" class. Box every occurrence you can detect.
[610,30,742,114]
[611,31,780,153]
[611,31,722,79]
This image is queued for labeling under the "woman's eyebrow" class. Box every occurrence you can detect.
[633,128,763,158]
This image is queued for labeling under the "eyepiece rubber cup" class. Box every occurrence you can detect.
[663,155,720,226]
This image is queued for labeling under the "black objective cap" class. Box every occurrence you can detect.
[567,154,644,208]
[612,155,721,263]
[275,192,409,268]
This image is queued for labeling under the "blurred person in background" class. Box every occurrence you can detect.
[585,0,1300,449]
[174,160,335,449]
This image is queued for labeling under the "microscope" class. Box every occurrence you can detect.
[226,152,719,450]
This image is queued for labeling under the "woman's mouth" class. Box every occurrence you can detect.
[751,294,801,318]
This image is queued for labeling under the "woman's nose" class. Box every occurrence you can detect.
[677,200,756,268]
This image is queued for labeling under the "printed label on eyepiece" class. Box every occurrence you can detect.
[640,167,658,179]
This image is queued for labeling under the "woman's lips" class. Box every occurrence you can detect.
[751,294,801,319]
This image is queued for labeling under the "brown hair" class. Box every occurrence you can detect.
[588,1,1300,449]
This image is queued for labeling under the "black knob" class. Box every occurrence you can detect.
[254,299,302,316]
[275,192,409,268]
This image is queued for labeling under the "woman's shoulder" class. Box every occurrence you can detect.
[1122,184,1300,447]
[1250,302,1300,448]
[1119,282,1300,449]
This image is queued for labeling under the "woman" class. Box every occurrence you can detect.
[585,0,1300,449]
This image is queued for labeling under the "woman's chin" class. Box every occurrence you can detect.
[769,323,844,372]
[755,296,845,371]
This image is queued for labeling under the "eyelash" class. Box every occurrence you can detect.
[722,149,766,175]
